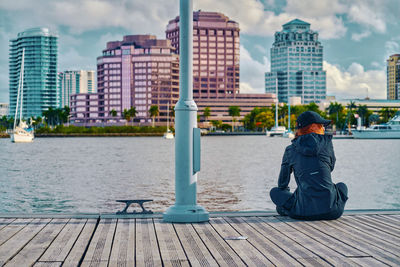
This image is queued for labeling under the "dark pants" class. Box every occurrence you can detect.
[270,182,348,220]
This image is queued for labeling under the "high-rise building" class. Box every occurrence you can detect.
[265,19,326,104]
[70,35,179,125]
[0,103,9,117]
[9,27,58,118]
[166,11,240,99]
[387,54,400,100]
[58,70,95,108]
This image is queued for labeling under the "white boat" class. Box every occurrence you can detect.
[352,114,400,139]
[266,126,286,137]
[163,102,174,139]
[11,48,34,143]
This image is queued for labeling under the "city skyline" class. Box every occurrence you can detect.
[1,0,399,103]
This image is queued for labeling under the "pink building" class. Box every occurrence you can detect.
[167,11,276,126]
[166,11,240,99]
[70,35,179,125]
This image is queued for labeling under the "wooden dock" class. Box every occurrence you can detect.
[0,212,399,266]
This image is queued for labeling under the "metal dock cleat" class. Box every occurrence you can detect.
[116,199,153,214]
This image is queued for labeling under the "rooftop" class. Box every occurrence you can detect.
[283,18,310,26]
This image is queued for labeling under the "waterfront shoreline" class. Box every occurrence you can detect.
[0,132,356,138]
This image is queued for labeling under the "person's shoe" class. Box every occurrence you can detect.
[276,206,289,216]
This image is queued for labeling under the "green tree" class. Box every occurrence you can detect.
[109,109,117,117]
[327,102,344,127]
[379,107,398,123]
[306,102,320,113]
[122,107,137,126]
[149,105,159,127]
[369,114,380,125]
[243,107,262,131]
[228,106,241,132]
[255,110,275,131]
[170,105,175,120]
[357,105,369,127]
[346,101,357,132]
[203,107,211,122]
[210,120,222,131]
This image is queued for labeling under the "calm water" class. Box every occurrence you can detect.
[1,136,399,213]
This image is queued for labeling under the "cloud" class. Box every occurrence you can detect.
[0,0,179,36]
[59,48,94,71]
[347,1,386,33]
[239,45,269,94]
[0,0,392,41]
[351,31,371,41]
[385,41,399,58]
[324,61,386,99]
[284,0,347,17]
[194,0,347,39]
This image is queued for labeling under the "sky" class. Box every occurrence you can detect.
[0,0,399,104]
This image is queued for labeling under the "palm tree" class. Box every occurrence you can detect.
[122,109,131,126]
[149,105,159,127]
[327,102,343,127]
[228,106,241,132]
[203,107,211,123]
[122,107,137,126]
[128,107,137,126]
[109,109,117,117]
[346,101,356,133]
[357,105,368,126]
[379,107,398,123]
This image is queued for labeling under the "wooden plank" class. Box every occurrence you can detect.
[135,219,163,267]
[337,216,400,246]
[192,219,245,267]
[347,256,390,266]
[313,219,400,266]
[322,218,400,255]
[174,222,219,267]
[260,216,363,266]
[0,219,15,231]
[289,219,369,257]
[108,219,135,266]
[0,218,33,246]
[153,219,189,267]
[63,219,97,267]
[33,261,62,267]
[80,218,116,267]
[351,215,400,237]
[39,218,87,262]
[4,218,69,266]
[0,218,50,266]
[225,217,301,266]
[210,217,273,266]
[374,215,400,229]
[242,216,332,266]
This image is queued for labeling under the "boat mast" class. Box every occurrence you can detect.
[13,48,25,130]
[19,48,25,124]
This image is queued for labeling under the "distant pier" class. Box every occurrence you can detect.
[0,210,399,266]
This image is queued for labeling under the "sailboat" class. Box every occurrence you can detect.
[163,102,174,139]
[10,48,34,143]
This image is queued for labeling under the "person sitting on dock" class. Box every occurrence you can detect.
[270,111,348,220]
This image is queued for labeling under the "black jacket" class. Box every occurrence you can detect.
[278,133,344,217]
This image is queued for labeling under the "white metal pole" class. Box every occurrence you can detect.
[163,0,209,223]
